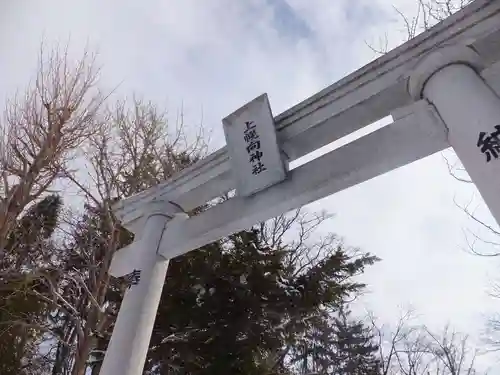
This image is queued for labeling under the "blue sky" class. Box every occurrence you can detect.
[2,0,500,371]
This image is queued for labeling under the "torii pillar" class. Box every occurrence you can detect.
[99,202,188,375]
[409,45,500,225]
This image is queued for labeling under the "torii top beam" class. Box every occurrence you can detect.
[112,0,500,239]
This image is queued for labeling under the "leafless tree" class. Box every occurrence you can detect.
[0,42,105,375]
[367,0,473,54]
[370,310,480,375]
[260,209,338,275]
[0,43,104,254]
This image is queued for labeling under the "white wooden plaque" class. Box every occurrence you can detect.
[222,94,286,197]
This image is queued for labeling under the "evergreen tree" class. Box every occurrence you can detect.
[0,194,63,375]
[331,305,381,375]
[143,227,378,375]
[289,305,380,375]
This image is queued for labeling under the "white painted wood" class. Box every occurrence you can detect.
[100,211,188,375]
[108,243,136,277]
[223,94,287,196]
[112,0,500,233]
[482,61,500,96]
[421,62,500,224]
[100,214,170,375]
[408,45,485,100]
[158,101,448,258]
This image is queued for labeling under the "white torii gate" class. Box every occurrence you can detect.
[100,1,500,374]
